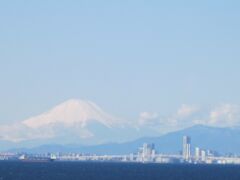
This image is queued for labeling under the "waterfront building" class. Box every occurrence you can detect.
[138,143,155,162]
[201,150,206,162]
[183,136,191,161]
[195,147,201,161]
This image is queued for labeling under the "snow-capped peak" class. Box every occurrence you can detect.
[23,99,118,129]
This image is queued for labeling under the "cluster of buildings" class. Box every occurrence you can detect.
[1,136,240,164]
[182,136,218,163]
[136,136,240,164]
[137,143,156,162]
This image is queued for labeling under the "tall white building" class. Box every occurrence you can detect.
[183,136,191,161]
[201,150,206,162]
[195,147,201,161]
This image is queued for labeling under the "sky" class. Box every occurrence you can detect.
[0,0,240,144]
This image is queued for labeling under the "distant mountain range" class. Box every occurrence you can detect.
[2,99,239,155]
[0,99,157,146]
[8,125,240,155]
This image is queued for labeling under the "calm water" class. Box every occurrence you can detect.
[0,161,240,180]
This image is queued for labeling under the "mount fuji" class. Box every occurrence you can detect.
[0,99,143,149]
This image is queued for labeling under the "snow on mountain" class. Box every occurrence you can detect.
[0,99,126,143]
[23,99,120,129]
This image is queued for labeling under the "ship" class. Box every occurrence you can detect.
[18,154,57,162]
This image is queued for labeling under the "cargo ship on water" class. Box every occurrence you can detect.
[18,154,57,162]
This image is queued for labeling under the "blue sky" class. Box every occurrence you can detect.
[0,0,240,126]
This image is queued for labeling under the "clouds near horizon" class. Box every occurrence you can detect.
[138,103,240,133]
[0,100,240,143]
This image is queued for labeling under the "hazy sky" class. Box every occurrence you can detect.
[1,0,240,125]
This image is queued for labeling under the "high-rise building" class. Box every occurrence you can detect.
[195,147,201,161]
[183,136,191,161]
[201,150,206,162]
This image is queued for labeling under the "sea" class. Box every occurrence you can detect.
[0,161,240,180]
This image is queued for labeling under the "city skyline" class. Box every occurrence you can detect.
[2,135,239,165]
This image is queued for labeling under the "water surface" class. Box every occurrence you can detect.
[0,161,239,180]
